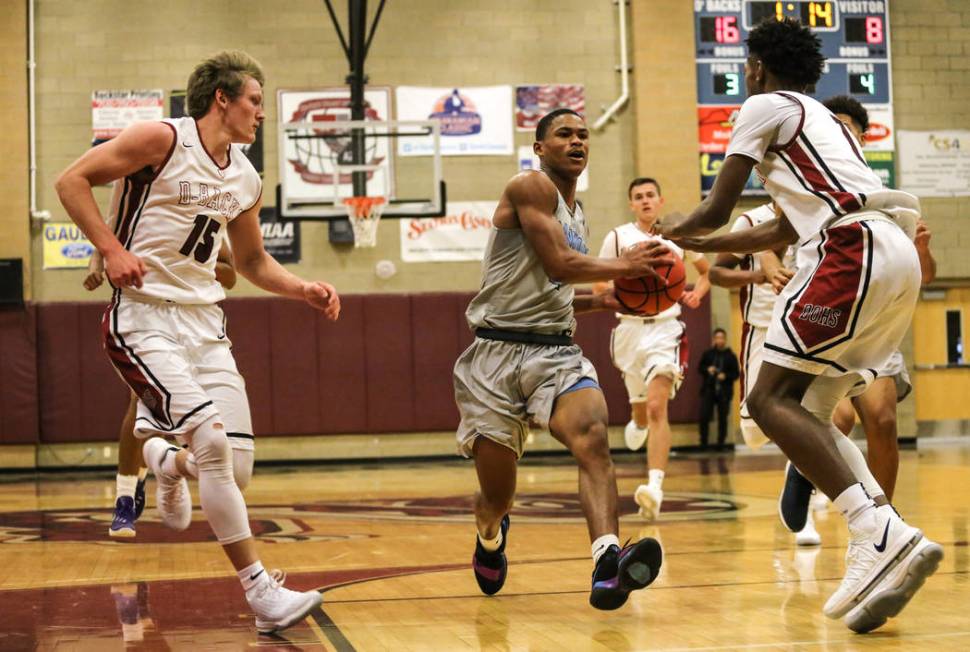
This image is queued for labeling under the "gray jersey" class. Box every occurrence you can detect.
[466,186,589,335]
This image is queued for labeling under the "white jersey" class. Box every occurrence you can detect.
[108,117,261,304]
[599,222,703,321]
[727,91,919,242]
[728,204,777,328]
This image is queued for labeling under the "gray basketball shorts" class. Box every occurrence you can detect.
[453,337,599,459]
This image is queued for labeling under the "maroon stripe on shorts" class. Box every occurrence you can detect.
[786,222,865,350]
[101,292,172,427]
[739,320,751,403]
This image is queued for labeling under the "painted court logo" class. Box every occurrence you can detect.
[429,89,482,136]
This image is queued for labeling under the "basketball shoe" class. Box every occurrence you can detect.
[109,496,137,538]
[624,421,649,451]
[795,510,821,546]
[134,476,147,519]
[824,505,943,632]
[472,515,510,595]
[248,570,323,634]
[589,537,663,610]
[143,438,192,531]
[634,484,663,521]
[779,461,813,532]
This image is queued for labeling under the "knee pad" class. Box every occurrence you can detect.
[232,449,254,491]
[189,419,232,469]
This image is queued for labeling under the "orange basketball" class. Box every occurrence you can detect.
[614,256,686,316]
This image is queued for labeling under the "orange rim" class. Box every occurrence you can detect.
[343,196,386,218]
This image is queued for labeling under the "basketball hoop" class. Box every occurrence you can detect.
[343,196,386,248]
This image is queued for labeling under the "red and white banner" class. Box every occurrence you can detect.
[697,105,740,154]
[399,201,497,262]
[92,90,163,141]
[515,84,585,132]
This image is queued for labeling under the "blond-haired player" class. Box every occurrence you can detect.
[56,50,333,633]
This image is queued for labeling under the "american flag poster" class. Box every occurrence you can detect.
[515,84,585,132]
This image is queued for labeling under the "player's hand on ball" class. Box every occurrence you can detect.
[304,281,341,320]
[680,289,701,308]
[622,241,673,283]
[82,270,104,291]
[104,248,147,289]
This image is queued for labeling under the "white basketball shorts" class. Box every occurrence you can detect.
[763,216,920,387]
[610,316,688,402]
[101,293,254,451]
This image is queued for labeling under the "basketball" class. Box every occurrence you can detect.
[614,255,686,316]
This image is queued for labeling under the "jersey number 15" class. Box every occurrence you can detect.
[179,214,220,263]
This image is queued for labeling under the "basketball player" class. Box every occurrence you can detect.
[56,51,330,633]
[655,19,942,632]
[455,108,670,610]
[593,177,711,521]
[85,240,237,538]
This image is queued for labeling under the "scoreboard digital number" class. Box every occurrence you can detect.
[694,0,894,196]
[695,0,892,105]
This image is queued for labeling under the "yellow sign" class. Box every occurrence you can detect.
[42,222,94,269]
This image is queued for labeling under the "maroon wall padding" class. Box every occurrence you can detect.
[316,295,368,434]
[32,292,710,442]
[364,294,415,433]
[222,298,274,436]
[0,306,39,444]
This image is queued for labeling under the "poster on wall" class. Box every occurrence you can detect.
[259,208,301,264]
[399,201,497,262]
[396,86,513,156]
[898,130,970,197]
[697,106,765,196]
[170,90,264,175]
[862,105,894,153]
[517,145,588,193]
[277,87,393,205]
[92,90,163,145]
[515,84,585,132]
[42,222,93,269]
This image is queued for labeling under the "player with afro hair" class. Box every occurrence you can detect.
[745,17,825,94]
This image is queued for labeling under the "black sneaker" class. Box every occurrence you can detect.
[134,477,147,520]
[109,496,137,538]
[779,461,814,532]
[472,515,510,595]
[589,538,663,610]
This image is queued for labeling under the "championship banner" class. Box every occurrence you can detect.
[42,223,94,269]
[259,208,301,264]
[277,87,393,204]
[515,84,585,132]
[898,130,970,197]
[400,201,497,262]
[171,90,264,175]
[92,89,163,145]
[395,86,513,156]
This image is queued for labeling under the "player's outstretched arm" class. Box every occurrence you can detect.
[509,172,671,284]
[228,198,340,320]
[681,256,711,308]
[657,155,756,238]
[56,121,173,288]
[708,253,766,289]
[671,214,797,256]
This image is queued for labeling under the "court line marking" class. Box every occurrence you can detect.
[309,603,356,652]
[304,611,332,650]
[655,630,970,651]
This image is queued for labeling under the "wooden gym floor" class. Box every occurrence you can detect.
[0,444,968,651]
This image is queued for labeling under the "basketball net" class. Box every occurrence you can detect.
[343,196,386,248]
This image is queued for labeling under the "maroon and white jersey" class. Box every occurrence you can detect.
[726,91,918,242]
[728,203,777,329]
[108,117,261,304]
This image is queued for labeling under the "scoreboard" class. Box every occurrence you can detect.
[694,1,895,194]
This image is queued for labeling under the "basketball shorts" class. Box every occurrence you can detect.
[610,317,688,402]
[453,337,599,459]
[102,294,254,451]
[763,216,920,387]
[876,350,913,403]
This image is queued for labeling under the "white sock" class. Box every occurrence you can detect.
[478,528,503,552]
[592,534,620,564]
[238,560,267,593]
[648,469,665,489]
[832,429,885,501]
[833,483,875,527]
[116,474,137,499]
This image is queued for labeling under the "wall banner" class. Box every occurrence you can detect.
[400,201,497,262]
[396,86,513,156]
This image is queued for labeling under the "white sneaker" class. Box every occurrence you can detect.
[624,421,649,451]
[811,491,830,511]
[795,510,822,546]
[823,506,943,626]
[634,484,663,521]
[143,437,192,531]
[248,571,323,634]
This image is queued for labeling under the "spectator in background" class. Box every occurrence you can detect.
[698,328,739,451]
